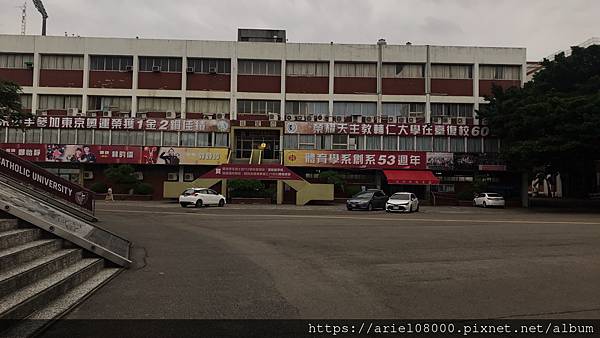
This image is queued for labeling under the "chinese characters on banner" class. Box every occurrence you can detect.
[201,164,303,180]
[8,117,230,133]
[285,121,490,137]
[284,150,427,170]
[0,144,46,162]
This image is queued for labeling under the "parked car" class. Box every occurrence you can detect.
[346,189,388,211]
[386,192,419,213]
[473,192,505,208]
[179,188,226,208]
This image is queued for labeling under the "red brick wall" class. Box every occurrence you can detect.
[39,70,83,88]
[382,78,425,95]
[89,71,133,89]
[138,72,182,90]
[334,77,377,94]
[285,76,329,94]
[479,80,521,97]
[187,74,230,91]
[0,68,33,86]
[237,75,281,93]
[431,79,473,96]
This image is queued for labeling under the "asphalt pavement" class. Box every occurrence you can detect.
[53,202,600,320]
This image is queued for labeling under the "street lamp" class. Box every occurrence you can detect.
[32,0,48,36]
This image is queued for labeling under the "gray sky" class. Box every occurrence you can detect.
[0,0,598,60]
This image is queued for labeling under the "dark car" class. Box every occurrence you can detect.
[346,189,388,211]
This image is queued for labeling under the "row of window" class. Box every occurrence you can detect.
[1,53,521,80]
[1,128,229,147]
[284,134,500,153]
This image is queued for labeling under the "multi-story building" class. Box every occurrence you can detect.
[0,30,526,203]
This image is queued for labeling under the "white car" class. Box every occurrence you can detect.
[386,192,419,213]
[473,192,505,208]
[179,188,226,208]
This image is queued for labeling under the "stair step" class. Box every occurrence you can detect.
[0,228,43,250]
[0,239,62,273]
[0,219,19,232]
[0,249,82,299]
[0,258,104,320]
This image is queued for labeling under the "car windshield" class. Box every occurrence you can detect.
[486,193,502,197]
[353,192,374,199]
[390,194,410,200]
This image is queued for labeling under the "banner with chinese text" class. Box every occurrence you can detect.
[284,150,427,170]
[285,121,489,137]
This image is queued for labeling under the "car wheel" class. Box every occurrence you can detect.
[347,206,353,211]
[416,205,419,212]
[180,203,187,208]
[473,200,477,207]
[218,199,225,207]
[367,203,373,211]
[483,201,487,208]
[195,199,203,208]
[409,204,413,213]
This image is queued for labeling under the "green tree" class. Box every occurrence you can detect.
[319,170,345,192]
[0,80,32,126]
[104,165,138,194]
[478,45,600,197]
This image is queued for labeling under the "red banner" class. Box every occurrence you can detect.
[201,164,303,180]
[285,121,489,137]
[0,144,46,162]
[284,150,427,170]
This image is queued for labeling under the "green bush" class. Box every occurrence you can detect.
[89,182,108,194]
[228,179,268,198]
[344,185,363,197]
[456,188,476,201]
[133,182,154,195]
[104,165,138,193]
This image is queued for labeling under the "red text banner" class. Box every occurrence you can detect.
[284,150,427,170]
[285,121,490,137]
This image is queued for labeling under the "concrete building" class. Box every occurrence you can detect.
[0,30,526,203]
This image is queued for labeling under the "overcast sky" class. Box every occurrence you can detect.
[0,0,598,60]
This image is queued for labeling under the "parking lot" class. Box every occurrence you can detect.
[57,202,600,319]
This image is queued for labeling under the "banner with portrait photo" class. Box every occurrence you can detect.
[155,147,229,165]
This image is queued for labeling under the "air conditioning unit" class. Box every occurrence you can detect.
[364,116,375,124]
[137,113,148,119]
[396,116,408,124]
[285,115,294,121]
[83,171,94,180]
[186,67,194,73]
[442,117,452,125]
[183,173,195,182]
[334,115,344,123]
[167,173,178,181]
[36,110,48,116]
[295,115,306,121]
[166,111,177,119]
[203,114,214,120]
[316,114,326,122]
[86,110,99,117]
[409,112,424,118]
[118,111,131,118]
[208,66,218,74]
[407,117,417,124]
[216,113,226,120]
[133,172,144,180]
[125,65,133,72]
[306,115,315,122]
[152,65,161,72]
[387,116,396,123]
[24,61,34,69]
[432,117,444,124]
[268,113,279,121]
[351,115,363,123]
[455,117,467,125]
[67,108,80,116]
[102,111,112,118]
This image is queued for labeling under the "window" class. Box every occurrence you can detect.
[480,65,521,80]
[366,136,381,150]
[286,62,329,76]
[78,130,93,144]
[383,136,398,150]
[60,130,77,144]
[285,101,328,116]
[433,136,448,152]
[467,138,482,153]
[0,53,33,69]
[145,131,161,146]
[484,138,499,153]
[20,95,32,110]
[7,129,23,143]
[237,100,280,115]
[42,129,59,143]
[162,132,179,146]
[94,130,110,145]
[332,135,348,150]
[299,135,316,150]
[431,103,474,118]
[111,131,128,145]
[399,137,415,151]
[431,64,473,79]
[180,132,196,146]
[138,97,181,113]
[382,103,425,117]
[88,96,132,111]
[41,55,84,70]
[0,128,6,142]
[90,55,133,71]
[238,60,281,75]
[450,137,466,152]
[187,58,230,74]
[334,63,376,77]
[128,131,144,145]
[214,133,228,147]
[24,129,41,143]
[139,57,182,72]
[38,95,82,110]
[381,63,424,78]
[333,102,376,117]
[415,136,433,151]
[284,135,298,149]
[186,99,230,114]
[197,133,211,146]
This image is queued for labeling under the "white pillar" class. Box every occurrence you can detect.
[31,52,41,113]
[280,59,286,120]
[328,57,335,117]
[473,62,480,124]
[230,44,238,120]
[181,54,187,119]
[131,55,139,117]
[82,54,90,115]
[425,45,431,123]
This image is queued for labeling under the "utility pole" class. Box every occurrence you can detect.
[19,2,27,35]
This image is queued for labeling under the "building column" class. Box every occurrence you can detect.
[328,57,335,117]
[280,59,286,120]
[82,54,90,115]
[230,44,238,120]
[131,55,139,117]
[31,52,41,113]
[425,45,431,123]
[181,54,187,119]
[521,172,530,208]
[376,40,385,117]
[276,180,284,205]
[473,62,480,124]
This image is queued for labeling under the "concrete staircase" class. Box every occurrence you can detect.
[0,216,121,336]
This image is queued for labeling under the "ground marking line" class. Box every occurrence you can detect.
[95,209,600,225]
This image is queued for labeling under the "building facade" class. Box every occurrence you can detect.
[0,32,526,202]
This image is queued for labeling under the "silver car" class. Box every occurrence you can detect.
[386,192,419,213]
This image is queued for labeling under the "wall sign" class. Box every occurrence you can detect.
[285,121,490,137]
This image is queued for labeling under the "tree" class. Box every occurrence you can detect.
[104,165,139,194]
[319,170,345,192]
[478,45,600,197]
[0,80,31,126]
